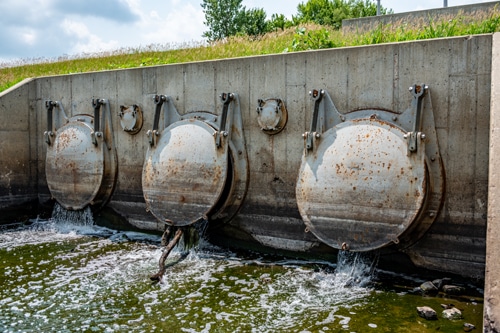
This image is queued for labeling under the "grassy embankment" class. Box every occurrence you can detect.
[1,9,499,93]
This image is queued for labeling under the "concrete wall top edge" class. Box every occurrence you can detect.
[0,78,35,98]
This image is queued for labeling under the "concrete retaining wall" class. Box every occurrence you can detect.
[0,79,38,218]
[0,34,493,276]
[1,33,499,329]
[343,1,500,34]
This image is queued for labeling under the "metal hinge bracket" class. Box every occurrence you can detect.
[215,92,234,148]
[147,94,167,146]
[405,84,428,154]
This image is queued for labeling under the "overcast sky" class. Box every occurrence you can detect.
[0,0,495,64]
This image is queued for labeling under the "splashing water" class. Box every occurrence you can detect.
[176,218,209,251]
[336,250,379,287]
[51,202,94,226]
[0,220,484,332]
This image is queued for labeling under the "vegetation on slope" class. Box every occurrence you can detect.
[1,8,500,93]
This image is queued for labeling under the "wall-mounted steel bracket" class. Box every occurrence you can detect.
[44,100,69,145]
[91,99,104,146]
[88,98,113,149]
[302,89,343,153]
[215,93,234,148]
[147,95,167,146]
[405,84,428,154]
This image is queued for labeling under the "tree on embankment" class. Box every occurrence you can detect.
[200,0,392,41]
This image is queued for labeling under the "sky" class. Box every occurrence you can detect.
[0,0,495,64]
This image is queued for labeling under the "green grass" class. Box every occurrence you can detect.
[1,9,500,93]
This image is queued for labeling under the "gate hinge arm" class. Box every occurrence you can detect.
[405,84,428,154]
[44,100,56,145]
[44,100,69,145]
[91,98,105,146]
[303,89,325,152]
[147,95,167,146]
[215,92,234,148]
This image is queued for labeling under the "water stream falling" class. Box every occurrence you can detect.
[51,203,94,226]
[0,212,484,332]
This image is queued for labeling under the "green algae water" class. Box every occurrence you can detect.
[0,220,483,332]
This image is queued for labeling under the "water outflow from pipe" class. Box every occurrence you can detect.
[51,202,94,226]
[151,218,210,281]
[180,218,209,250]
[336,250,379,287]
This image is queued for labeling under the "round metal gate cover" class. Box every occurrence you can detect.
[142,119,228,226]
[46,116,107,210]
[296,119,427,251]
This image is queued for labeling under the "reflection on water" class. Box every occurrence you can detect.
[0,218,484,332]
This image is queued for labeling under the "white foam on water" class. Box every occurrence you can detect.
[0,223,396,333]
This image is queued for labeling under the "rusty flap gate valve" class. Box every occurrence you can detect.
[44,98,117,211]
[296,84,444,252]
[142,92,248,228]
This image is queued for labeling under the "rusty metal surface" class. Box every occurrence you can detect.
[296,118,427,251]
[45,116,105,210]
[44,99,117,211]
[142,119,228,226]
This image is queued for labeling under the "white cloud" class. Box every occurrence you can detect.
[21,31,37,46]
[62,19,90,39]
[139,3,206,45]
[70,36,121,56]
[149,10,160,19]
[61,18,120,55]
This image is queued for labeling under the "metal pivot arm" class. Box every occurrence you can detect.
[215,92,234,148]
[44,100,56,145]
[406,84,428,154]
[44,100,69,145]
[303,89,325,152]
[148,94,167,146]
[91,98,105,146]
